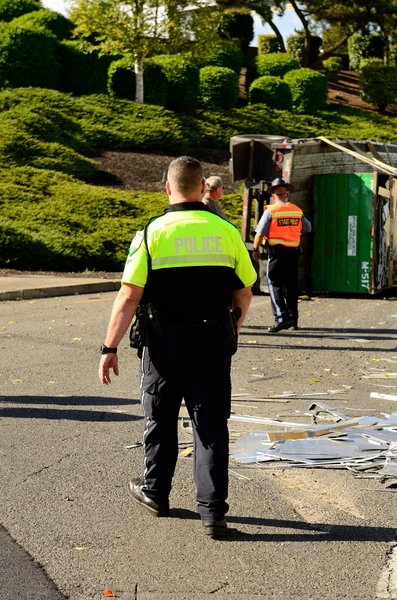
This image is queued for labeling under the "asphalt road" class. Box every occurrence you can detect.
[1,291,397,600]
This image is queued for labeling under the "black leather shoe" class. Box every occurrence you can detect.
[267,320,294,333]
[290,321,299,330]
[202,519,227,539]
[128,479,169,517]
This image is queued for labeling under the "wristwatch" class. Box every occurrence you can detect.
[100,344,117,354]
[252,247,260,252]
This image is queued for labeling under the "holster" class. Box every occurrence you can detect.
[220,307,241,356]
[129,305,148,349]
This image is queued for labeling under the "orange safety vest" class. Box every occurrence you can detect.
[266,202,303,247]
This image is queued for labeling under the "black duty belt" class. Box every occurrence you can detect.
[163,318,220,329]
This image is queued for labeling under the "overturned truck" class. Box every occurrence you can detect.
[230,135,397,294]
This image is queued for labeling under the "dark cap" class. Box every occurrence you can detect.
[270,177,290,192]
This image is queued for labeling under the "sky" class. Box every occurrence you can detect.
[42,0,301,46]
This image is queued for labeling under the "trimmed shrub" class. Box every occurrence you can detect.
[217,11,254,52]
[150,54,200,112]
[287,33,322,66]
[390,45,397,67]
[359,64,397,110]
[0,23,59,89]
[255,53,300,78]
[11,9,74,40]
[199,66,239,110]
[348,34,384,70]
[323,56,342,82]
[284,68,328,113]
[205,41,244,74]
[108,58,168,106]
[258,34,282,55]
[0,0,41,22]
[359,57,383,70]
[249,75,292,110]
[58,41,113,95]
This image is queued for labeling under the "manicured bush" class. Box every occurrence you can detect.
[323,56,342,82]
[287,33,322,66]
[205,41,244,74]
[348,34,384,70]
[249,75,292,110]
[359,57,383,70]
[255,53,300,78]
[0,23,59,89]
[11,9,74,40]
[284,68,328,113]
[108,58,168,106]
[390,45,397,67]
[258,34,282,55]
[359,64,397,110]
[199,66,239,110]
[217,11,253,52]
[58,41,113,95]
[150,54,200,112]
[0,0,41,22]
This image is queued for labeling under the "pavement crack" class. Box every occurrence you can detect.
[134,583,138,600]
[376,540,397,598]
[19,454,71,484]
[209,581,229,594]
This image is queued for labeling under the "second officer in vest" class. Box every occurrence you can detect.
[252,178,311,332]
[99,156,256,538]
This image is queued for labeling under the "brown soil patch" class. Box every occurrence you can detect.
[327,70,397,116]
[87,149,242,194]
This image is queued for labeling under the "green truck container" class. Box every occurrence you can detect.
[313,172,397,294]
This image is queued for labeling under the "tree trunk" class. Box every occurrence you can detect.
[289,0,311,66]
[381,30,389,65]
[319,32,358,63]
[268,19,286,52]
[134,58,144,103]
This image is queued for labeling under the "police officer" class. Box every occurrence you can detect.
[99,156,256,539]
[252,178,311,333]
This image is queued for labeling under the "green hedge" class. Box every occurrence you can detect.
[108,58,168,106]
[284,68,328,113]
[199,66,239,110]
[217,11,254,52]
[58,41,113,96]
[249,75,292,110]
[0,23,59,89]
[205,41,244,74]
[359,57,383,70]
[348,34,384,70]
[359,64,397,110]
[150,54,200,112]
[255,53,300,78]
[258,34,282,55]
[323,56,342,82]
[10,9,74,40]
[287,33,322,65]
[0,166,242,271]
[0,0,41,22]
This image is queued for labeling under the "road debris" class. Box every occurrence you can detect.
[230,406,397,488]
[370,392,397,401]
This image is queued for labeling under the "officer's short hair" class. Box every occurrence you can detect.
[167,156,204,195]
[205,176,223,194]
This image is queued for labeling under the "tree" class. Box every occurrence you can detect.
[70,0,189,103]
[293,0,397,65]
[0,0,42,22]
[216,0,287,52]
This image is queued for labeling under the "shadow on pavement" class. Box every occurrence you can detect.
[169,509,397,542]
[0,396,142,421]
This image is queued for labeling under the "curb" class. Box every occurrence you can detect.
[0,280,121,302]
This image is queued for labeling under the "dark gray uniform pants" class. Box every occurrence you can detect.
[267,245,300,323]
[139,326,232,521]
